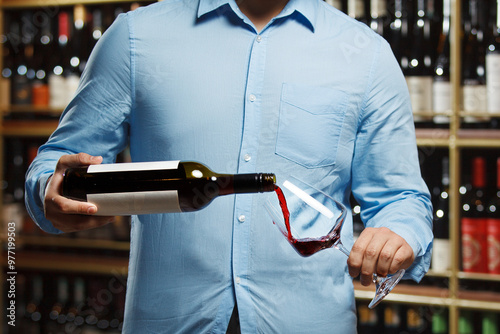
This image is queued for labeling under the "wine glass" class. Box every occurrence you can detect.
[265,176,404,308]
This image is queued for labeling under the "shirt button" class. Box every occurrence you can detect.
[244,154,251,162]
[238,215,246,223]
[256,35,262,43]
[236,277,241,284]
[249,94,256,102]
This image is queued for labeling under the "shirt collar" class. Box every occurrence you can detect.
[197,0,317,32]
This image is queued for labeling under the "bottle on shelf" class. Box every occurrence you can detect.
[357,302,379,333]
[31,13,52,108]
[383,304,402,334]
[46,276,70,333]
[462,0,489,127]
[406,306,427,334]
[62,160,276,215]
[482,312,499,334]
[48,10,71,110]
[461,156,488,273]
[486,157,500,274]
[487,0,500,118]
[432,0,452,126]
[406,0,434,127]
[25,275,44,331]
[325,0,343,10]
[66,276,86,332]
[1,13,12,109]
[432,311,448,334]
[11,12,34,106]
[431,156,450,273]
[348,0,368,24]
[370,0,390,41]
[66,5,89,97]
[389,0,410,72]
[458,310,474,334]
[91,8,104,50]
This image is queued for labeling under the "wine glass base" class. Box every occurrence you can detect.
[368,269,405,309]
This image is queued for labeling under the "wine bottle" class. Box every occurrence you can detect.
[62,160,276,215]
[462,0,489,127]
[64,5,87,105]
[370,0,390,40]
[31,14,52,107]
[406,0,434,127]
[486,157,500,274]
[486,0,500,115]
[458,311,474,334]
[12,12,34,106]
[46,276,70,332]
[348,0,368,24]
[66,276,85,331]
[357,302,379,334]
[383,304,402,334]
[325,0,343,11]
[432,0,452,126]
[49,10,70,109]
[482,312,499,334]
[461,156,488,273]
[431,156,450,273]
[1,14,13,109]
[390,0,410,71]
[405,306,426,334]
[25,275,44,329]
[432,311,448,334]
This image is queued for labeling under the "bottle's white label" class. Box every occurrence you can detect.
[348,0,365,18]
[66,74,81,105]
[431,238,451,272]
[406,76,433,120]
[49,74,68,109]
[88,190,181,215]
[325,0,342,10]
[433,80,451,113]
[486,53,500,112]
[370,0,387,18]
[462,84,488,123]
[88,160,180,173]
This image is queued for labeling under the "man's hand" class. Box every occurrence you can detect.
[347,227,414,286]
[44,153,114,233]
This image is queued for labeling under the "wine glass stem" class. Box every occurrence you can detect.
[335,241,351,258]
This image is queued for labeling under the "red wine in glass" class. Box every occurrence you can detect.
[274,185,342,257]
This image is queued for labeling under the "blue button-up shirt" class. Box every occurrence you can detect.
[25,0,433,332]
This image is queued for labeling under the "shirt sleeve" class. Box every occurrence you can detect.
[351,38,433,282]
[24,13,133,234]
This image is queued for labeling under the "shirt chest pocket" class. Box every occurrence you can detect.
[275,83,348,168]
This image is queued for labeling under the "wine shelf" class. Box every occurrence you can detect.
[1,120,59,136]
[1,234,131,251]
[0,250,129,275]
[0,0,152,9]
[353,281,452,307]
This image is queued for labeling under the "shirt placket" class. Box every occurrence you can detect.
[231,31,268,321]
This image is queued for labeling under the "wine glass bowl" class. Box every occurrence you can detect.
[265,175,404,308]
[264,177,347,256]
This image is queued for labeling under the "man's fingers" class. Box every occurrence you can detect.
[48,195,97,215]
[347,227,415,286]
[59,152,103,169]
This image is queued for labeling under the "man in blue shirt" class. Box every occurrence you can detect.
[25,0,433,332]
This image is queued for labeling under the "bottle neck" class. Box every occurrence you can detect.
[219,173,275,195]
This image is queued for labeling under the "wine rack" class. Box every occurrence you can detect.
[2,0,500,333]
